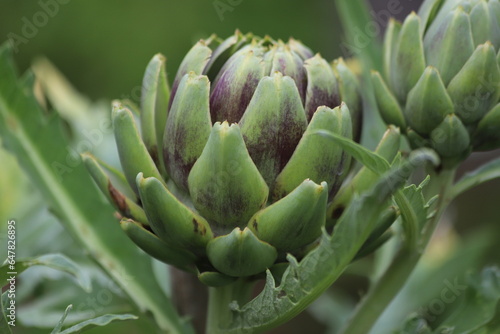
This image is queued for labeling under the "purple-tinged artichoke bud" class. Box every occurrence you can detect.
[85,32,362,281]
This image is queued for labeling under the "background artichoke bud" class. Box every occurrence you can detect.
[375,0,500,165]
[86,32,362,281]
[474,103,500,149]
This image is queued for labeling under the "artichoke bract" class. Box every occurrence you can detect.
[373,0,500,166]
[84,31,361,283]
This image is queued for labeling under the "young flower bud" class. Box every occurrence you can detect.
[86,32,363,280]
[378,1,500,162]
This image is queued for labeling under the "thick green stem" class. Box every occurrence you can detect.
[339,167,456,334]
[205,279,255,334]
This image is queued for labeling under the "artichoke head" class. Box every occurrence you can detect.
[373,0,500,166]
[85,31,361,283]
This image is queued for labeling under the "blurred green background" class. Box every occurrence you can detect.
[1,0,346,101]
[1,1,499,333]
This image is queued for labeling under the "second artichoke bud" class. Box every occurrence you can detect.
[86,31,362,283]
[373,0,500,166]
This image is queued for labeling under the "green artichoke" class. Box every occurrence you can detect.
[84,31,361,283]
[373,0,500,165]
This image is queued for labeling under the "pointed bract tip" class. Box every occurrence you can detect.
[405,11,420,22]
[272,71,284,78]
[388,17,398,24]
[111,100,122,110]
[153,53,166,62]
[387,124,401,133]
[80,152,92,160]
[135,172,145,185]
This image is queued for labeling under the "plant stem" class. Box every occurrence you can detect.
[339,166,456,334]
[205,279,255,334]
[170,267,208,334]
